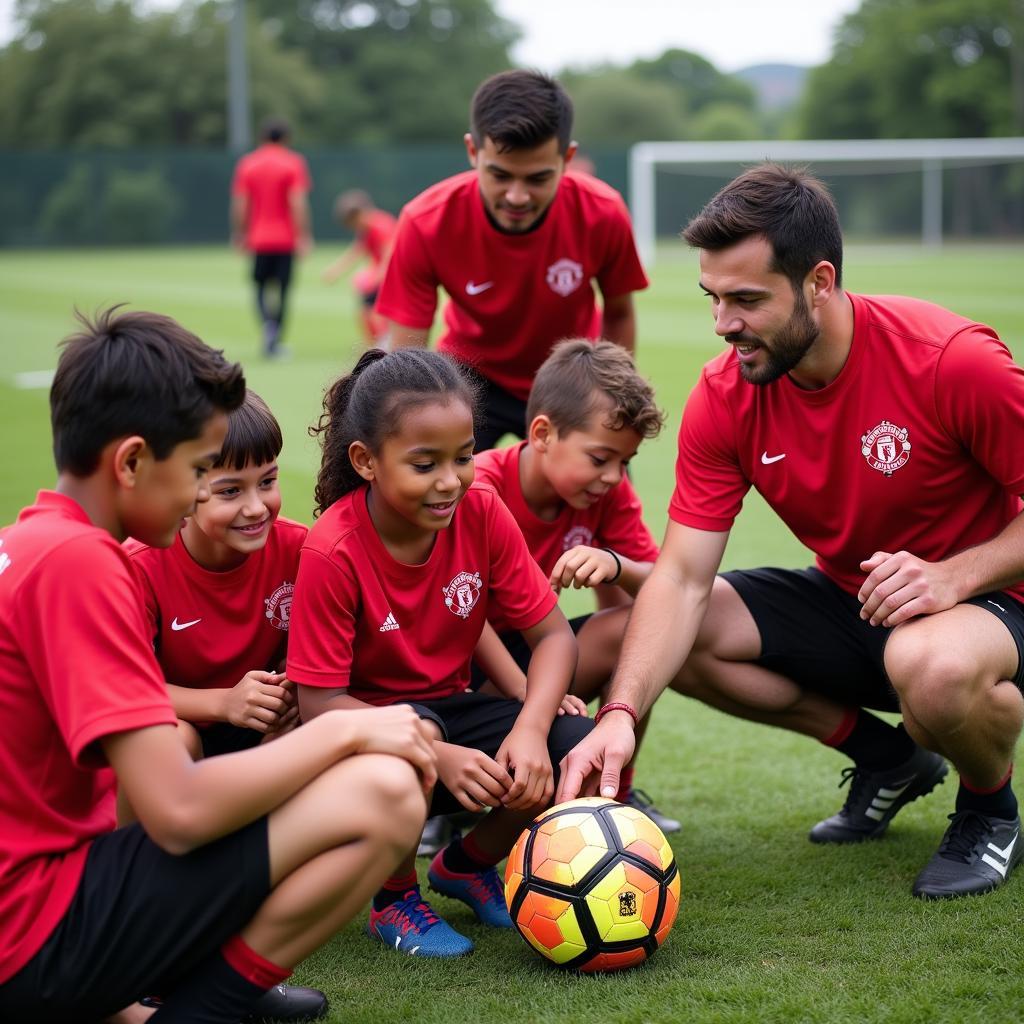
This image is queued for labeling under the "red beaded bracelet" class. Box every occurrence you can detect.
[594,701,640,727]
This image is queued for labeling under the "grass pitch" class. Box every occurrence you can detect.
[2,242,1024,1022]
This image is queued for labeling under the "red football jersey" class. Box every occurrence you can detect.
[125,517,308,696]
[375,170,648,400]
[360,208,398,267]
[286,484,558,703]
[669,293,1024,602]
[474,443,659,630]
[0,492,175,984]
[231,143,311,252]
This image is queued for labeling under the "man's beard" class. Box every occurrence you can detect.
[731,291,820,385]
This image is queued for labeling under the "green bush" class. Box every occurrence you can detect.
[38,163,99,244]
[102,168,181,244]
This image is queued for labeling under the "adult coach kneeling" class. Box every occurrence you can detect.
[558,164,1024,900]
[375,69,648,451]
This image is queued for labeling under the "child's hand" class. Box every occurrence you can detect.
[223,671,292,732]
[557,694,589,717]
[261,699,300,742]
[549,545,619,592]
[496,726,553,811]
[436,743,513,812]
[347,706,438,792]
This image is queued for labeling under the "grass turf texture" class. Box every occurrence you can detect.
[2,242,1024,1022]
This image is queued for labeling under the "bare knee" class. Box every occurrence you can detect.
[887,633,979,733]
[352,755,428,849]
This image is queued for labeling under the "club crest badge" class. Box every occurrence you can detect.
[443,571,483,619]
[546,258,584,297]
[562,525,594,550]
[264,581,294,631]
[861,420,911,477]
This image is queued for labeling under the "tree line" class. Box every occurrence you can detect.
[1,0,1020,150]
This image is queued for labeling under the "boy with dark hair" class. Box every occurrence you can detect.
[231,117,313,358]
[125,390,307,761]
[472,339,677,831]
[0,308,436,1022]
[376,69,648,450]
[561,163,1024,900]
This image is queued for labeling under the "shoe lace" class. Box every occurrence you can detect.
[629,788,656,811]
[936,811,991,864]
[466,868,504,907]
[836,766,875,812]
[387,891,440,934]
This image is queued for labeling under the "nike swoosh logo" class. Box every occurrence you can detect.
[465,280,493,295]
[761,452,786,465]
[170,617,201,631]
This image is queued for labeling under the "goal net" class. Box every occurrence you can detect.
[629,138,1024,265]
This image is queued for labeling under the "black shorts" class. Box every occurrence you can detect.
[412,691,593,815]
[468,614,592,691]
[724,566,1024,712]
[199,721,264,757]
[360,286,379,308]
[0,818,270,1022]
[252,251,293,286]
[457,363,529,452]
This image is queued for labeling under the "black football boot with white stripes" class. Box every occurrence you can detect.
[913,811,1023,899]
[809,746,948,843]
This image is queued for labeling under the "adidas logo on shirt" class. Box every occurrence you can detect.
[379,612,400,632]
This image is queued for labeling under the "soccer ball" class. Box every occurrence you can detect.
[504,797,680,972]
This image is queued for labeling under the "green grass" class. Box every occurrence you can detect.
[2,242,1024,1022]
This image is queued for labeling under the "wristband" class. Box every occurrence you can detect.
[602,547,622,584]
[594,701,639,728]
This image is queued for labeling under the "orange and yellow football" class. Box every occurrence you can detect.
[504,796,680,972]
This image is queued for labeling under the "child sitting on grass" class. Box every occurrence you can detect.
[472,339,677,832]
[126,390,306,761]
[287,347,593,958]
[0,308,435,1024]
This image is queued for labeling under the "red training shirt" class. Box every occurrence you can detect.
[360,208,398,268]
[375,170,649,400]
[286,484,557,703]
[124,517,308,700]
[474,443,659,631]
[0,492,176,984]
[669,293,1024,602]
[231,143,312,253]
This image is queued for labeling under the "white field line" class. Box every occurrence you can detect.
[13,370,55,389]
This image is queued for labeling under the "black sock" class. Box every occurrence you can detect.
[372,871,419,911]
[441,834,489,874]
[834,714,916,770]
[149,951,270,1024]
[956,776,1018,820]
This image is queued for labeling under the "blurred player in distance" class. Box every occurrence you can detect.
[558,164,1024,902]
[231,117,313,358]
[376,69,648,451]
[322,189,397,346]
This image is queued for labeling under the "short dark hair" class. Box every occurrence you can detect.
[51,307,246,476]
[470,70,573,154]
[215,390,283,471]
[261,117,290,143]
[527,339,664,440]
[682,163,843,290]
[333,189,373,225]
[310,348,480,517]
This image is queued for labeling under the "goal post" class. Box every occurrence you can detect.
[629,138,1024,266]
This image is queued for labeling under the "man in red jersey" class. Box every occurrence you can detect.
[376,69,648,451]
[558,164,1024,901]
[231,117,312,358]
